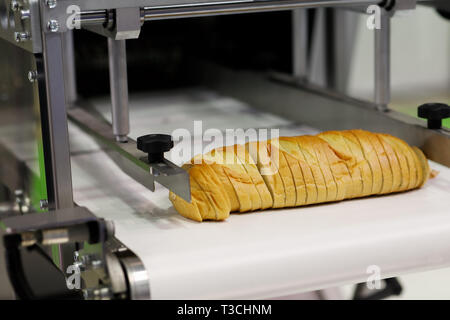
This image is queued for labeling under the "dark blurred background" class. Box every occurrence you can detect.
[74,12,294,97]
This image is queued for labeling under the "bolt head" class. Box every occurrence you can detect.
[28,70,38,83]
[39,198,48,209]
[47,19,59,32]
[20,9,30,20]
[45,0,57,9]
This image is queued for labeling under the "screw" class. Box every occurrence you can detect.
[14,31,30,42]
[39,199,48,209]
[28,70,38,83]
[10,0,21,12]
[14,190,29,214]
[45,0,57,9]
[20,9,30,20]
[47,19,59,32]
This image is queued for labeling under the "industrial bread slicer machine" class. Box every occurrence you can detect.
[0,0,449,299]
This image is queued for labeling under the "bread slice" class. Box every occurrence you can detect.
[334,132,365,198]
[368,132,393,194]
[376,134,401,193]
[378,134,410,192]
[268,139,297,207]
[284,151,307,206]
[338,131,372,197]
[295,136,327,203]
[349,130,382,195]
[276,138,307,206]
[412,146,430,187]
[192,163,231,220]
[169,179,203,222]
[192,154,239,212]
[180,164,216,220]
[207,147,253,212]
[230,148,262,211]
[318,132,360,199]
[234,144,273,209]
[279,137,316,205]
[379,134,417,190]
[313,138,338,202]
[246,141,285,208]
[410,146,424,189]
[321,140,353,201]
[208,163,240,212]
[181,163,228,220]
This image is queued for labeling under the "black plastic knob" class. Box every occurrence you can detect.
[418,103,450,129]
[137,134,173,163]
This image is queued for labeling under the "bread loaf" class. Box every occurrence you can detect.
[170,129,432,222]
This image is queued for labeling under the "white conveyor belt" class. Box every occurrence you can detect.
[70,89,450,299]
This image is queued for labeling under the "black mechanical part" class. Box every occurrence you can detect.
[1,209,112,299]
[137,134,174,163]
[353,277,402,300]
[3,242,83,300]
[418,103,450,129]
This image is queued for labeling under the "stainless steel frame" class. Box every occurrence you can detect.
[0,0,42,53]
[374,8,390,111]
[62,30,77,105]
[107,38,130,143]
[1,0,449,300]
[53,0,383,32]
[41,31,74,210]
[292,8,309,80]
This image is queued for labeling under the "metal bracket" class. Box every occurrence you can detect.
[1,206,149,299]
[0,0,42,53]
[83,7,142,40]
[2,206,104,240]
[112,7,141,40]
[67,105,191,202]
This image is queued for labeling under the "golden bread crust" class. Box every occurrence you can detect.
[171,130,430,222]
